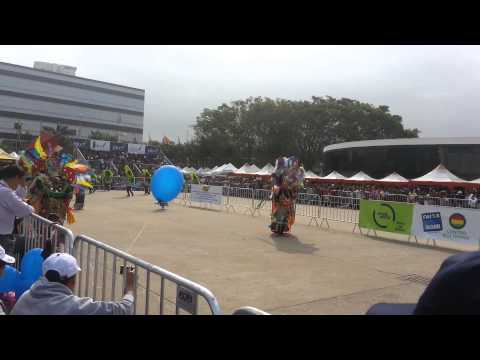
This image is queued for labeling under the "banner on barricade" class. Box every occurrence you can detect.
[191,184,223,205]
[128,143,146,155]
[359,200,414,235]
[90,140,111,152]
[412,205,480,245]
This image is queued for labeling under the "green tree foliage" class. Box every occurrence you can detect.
[149,96,419,170]
[187,96,419,169]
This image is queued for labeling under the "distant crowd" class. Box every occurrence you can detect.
[188,176,480,209]
[82,149,166,177]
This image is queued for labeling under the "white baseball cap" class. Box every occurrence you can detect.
[0,245,15,264]
[43,253,81,278]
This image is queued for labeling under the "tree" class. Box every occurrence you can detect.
[191,96,420,169]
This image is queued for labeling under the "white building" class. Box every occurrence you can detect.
[0,61,145,143]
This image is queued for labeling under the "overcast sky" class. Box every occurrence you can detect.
[1,45,479,142]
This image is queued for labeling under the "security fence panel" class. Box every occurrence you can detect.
[73,234,222,315]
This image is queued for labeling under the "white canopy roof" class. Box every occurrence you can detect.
[212,163,237,175]
[0,148,16,161]
[234,164,262,175]
[411,164,467,184]
[321,171,347,180]
[305,170,321,179]
[234,163,250,174]
[9,152,19,159]
[255,164,275,176]
[182,167,196,174]
[377,172,410,183]
[470,178,480,184]
[347,171,376,182]
[246,164,261,173]
[261,164,275,172]
[250,164,273,175]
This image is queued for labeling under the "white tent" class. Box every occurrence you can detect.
[212,163,237,175]
[320,171,347,181]
[234,163,251,175]
[346,171,376,182]
[305,170,321,179]
[254,163,275,176]
[234,164,261,175]
[9,152,19,159]
[203,166,219,176]
[377,172,409,183]
[245,164,261,174]
[411,164,467,185]
[262,163,275,172]
[182,167,196,174]
[0,148,16,161]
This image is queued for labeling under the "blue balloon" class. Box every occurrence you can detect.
[14,275,35,299]
[20,248,44,282]
[0,265,20,292]
[151,165,185,203]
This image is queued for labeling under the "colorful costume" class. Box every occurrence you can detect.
[270,156,305,234]
[17,131,92,225]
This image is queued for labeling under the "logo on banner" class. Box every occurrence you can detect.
[421,212,443,232]
[449,213,466,230]
[373,203,395,229]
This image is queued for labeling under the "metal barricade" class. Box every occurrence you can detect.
[384,193,408,203]
[232,306,271,315]
[252,189,271,216]
[72,234,222,315]
[320,195,359,226]
[295,193,322,225]
[15,213,75,268]
[225,187,255,215]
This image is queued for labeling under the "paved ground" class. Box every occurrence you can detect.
[69,190,474,315]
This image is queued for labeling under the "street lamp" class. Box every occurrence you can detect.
[14,121,23,152]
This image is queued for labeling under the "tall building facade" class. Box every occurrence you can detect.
[0,61,144,144]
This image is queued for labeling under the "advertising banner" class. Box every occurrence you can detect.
[146,146,160,155]
[127,143,146,155]
[90,140,111,152]
[190,184,223,205]
[412,205,480,245]
[359,200,414,235]
[111,142,128,152]
[72,138,90,150]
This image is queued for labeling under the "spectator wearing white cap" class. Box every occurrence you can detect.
[0,245,16,315]
[11,253,135,315]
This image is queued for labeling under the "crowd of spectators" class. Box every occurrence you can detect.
[187,175,480,209]
[81,149,166,176]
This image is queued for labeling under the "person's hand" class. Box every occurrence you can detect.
[125,268,135,294]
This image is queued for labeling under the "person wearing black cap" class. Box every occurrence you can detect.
[367,251,480,315]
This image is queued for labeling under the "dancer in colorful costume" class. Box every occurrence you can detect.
[17,131,92,226]
[270,156,305,234]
